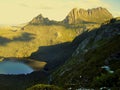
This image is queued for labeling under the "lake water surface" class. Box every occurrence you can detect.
[0,61,34,74]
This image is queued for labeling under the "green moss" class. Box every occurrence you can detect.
[26,84,63,90]
[91,69,120,88]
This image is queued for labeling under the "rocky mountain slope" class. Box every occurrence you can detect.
[29,14,58,25]
[52,17,120,89]
[63,7,113,25]
[28,7,112,27]
[27,8,110,71]
[25,7,112,70]
[1,7,111,63]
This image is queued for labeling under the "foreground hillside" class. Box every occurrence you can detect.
[27,84,62,90]
[52,17,120,89]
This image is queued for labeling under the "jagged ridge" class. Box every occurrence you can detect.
[29,14,58,25]
[28,7,113,26]
[63,7,113,24]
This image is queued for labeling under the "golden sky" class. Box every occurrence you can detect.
[0,0,120,25]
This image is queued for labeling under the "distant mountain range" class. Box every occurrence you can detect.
[63,7,113,24]
[29,7,113,26]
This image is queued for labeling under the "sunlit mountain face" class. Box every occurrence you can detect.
[0,0,120,90]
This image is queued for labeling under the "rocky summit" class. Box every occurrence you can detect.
[63,7,113,24]
[29,14,57,25]
[29,14,50,25]
[28,7,113,26]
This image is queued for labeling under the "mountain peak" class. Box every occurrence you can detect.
[29,14,59,25]
[63,7,113,24]
[28,7,113,26]
[29,14,50,25]
[36,14,44,18]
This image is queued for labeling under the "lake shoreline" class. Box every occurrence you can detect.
[1,57,47,71]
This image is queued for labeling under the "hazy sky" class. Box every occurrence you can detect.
[0,0,120,24]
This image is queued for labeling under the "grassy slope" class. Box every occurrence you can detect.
[52,35,120,89]
[27,84,63,90]
[52,18,120,89]
[0,25,77,58]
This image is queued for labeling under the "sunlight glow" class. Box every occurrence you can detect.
[0,0,119,24]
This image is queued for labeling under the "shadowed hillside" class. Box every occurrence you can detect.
[0,70,48,90]
[30,42,77,70]
[52,17,120,89]
[0,32,35,46]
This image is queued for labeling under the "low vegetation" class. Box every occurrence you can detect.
[52,19,120,89]
[27,84,63,90]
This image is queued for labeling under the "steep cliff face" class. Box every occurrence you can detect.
[28,7,112,27]
[63,7,113,24]
[52,17,120,89]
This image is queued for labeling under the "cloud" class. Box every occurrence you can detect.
[112,11,120,17]
[19,3,53,10]
[18,0,54,10]
[19,3,29,8]
[37,6,53,10]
